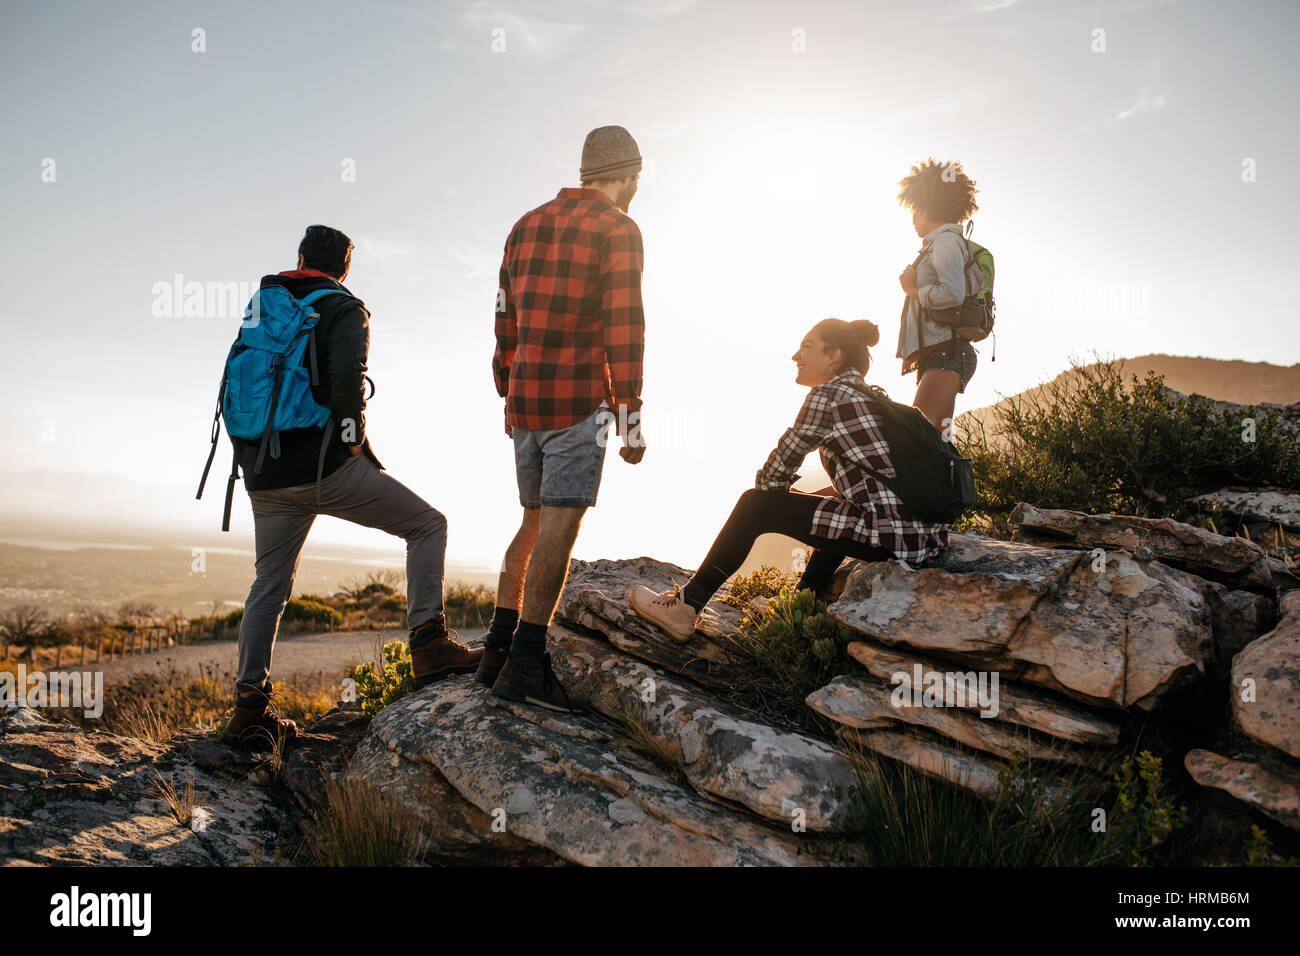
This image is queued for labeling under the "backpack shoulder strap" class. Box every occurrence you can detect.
[299,288,346,308]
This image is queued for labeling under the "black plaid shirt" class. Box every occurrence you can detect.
[754,368,950,563]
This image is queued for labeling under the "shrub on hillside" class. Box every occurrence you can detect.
[954,355,1300,527]
[283,598,342,628]
[444,583,495,628]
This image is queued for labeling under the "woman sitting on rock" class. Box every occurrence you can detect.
[628,318,951,642]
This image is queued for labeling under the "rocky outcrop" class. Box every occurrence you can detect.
[1230,593,1300,762]
[1,706,291,865]
[357,677,865,866]
[1184,749,1300,833]
[8,490,1300,864]
[842,641,1123,747]
[546,624,866,833]
[828,533,1212,712]
[1009,502,1273,590]
[553,557,750,690]
[1190,487,1300,568]
[807,673,1091,765]
[1161,388,1300,439]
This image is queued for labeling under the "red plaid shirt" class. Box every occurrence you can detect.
[754,368,950,564]
[493,188,646,432]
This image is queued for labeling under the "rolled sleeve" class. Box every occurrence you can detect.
[600,219,646,422]
[492,249,517,399]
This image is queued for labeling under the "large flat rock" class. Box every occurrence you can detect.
[1231,612,1300,761]
[1009,502,1273,590]
[807,673,1096,765]
[830,533,1212,712]
[547,623,866,833]
[836,725,1066,802]
[1185,749,1300,833]
[1192,487,1300,531]
[365,678,867,866]
[845,641,1123,746]
[555,557,750,689]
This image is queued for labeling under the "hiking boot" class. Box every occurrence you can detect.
[475,642,510,687]
[221,686,298,751]
[491,651,584,713]
[411,618,484,687]
[628,584,699,643]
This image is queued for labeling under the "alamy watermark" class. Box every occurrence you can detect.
[1,665,104,718]
[890,663,1000,718]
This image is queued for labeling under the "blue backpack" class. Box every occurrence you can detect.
[196,286,351,530]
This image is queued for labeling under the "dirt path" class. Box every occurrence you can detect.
[78,627,488,685]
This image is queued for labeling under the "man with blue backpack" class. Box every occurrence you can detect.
[197,224,481,749]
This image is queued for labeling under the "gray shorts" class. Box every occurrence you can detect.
[917,338,978,393]
[513,405,611,509]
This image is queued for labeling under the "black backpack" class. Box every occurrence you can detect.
[840,380,975,524]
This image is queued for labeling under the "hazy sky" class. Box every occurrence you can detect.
[2,0,1296,571]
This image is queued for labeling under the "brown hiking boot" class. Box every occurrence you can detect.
[411,617,484,687]
[221,685,298,751]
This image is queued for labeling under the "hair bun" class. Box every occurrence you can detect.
[850,320,880,348]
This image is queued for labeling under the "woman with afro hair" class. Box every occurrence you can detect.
[895,158,982,433]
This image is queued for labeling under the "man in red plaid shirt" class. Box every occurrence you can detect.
[479,126,647,713]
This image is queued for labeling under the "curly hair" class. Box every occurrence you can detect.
[897,158,979,224]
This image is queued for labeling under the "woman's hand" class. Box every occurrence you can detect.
[899,264,919,296]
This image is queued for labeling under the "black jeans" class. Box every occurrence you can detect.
[681,489,893,611]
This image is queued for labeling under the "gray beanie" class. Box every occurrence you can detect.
[580,126,642,182]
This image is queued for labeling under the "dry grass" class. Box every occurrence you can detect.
[49,664,340,743]
[600,695,684,783]
[151,772,199,827]
[303,774,431,866]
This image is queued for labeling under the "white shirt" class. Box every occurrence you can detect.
[896,222,968,366]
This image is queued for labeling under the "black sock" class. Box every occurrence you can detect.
[681,580,710,613]
[510,619,548,656]
[487,606,519,650]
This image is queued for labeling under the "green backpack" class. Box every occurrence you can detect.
[917,225,996,352]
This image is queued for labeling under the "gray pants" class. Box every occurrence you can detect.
[236,454,447,693]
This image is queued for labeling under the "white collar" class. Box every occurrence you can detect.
[924,222,961,244]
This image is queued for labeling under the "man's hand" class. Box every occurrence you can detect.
[620,432,645,464]
[504,401,513,438]
[899,264,919,296]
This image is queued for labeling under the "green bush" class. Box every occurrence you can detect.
[1110,750,1191,865]
[349,640,415,717]
[955,355,1300,526]
[283,598,342,628]
[727,586,856,731]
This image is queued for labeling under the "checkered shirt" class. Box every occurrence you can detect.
[493,187,645,432]
[754,368,950,563]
